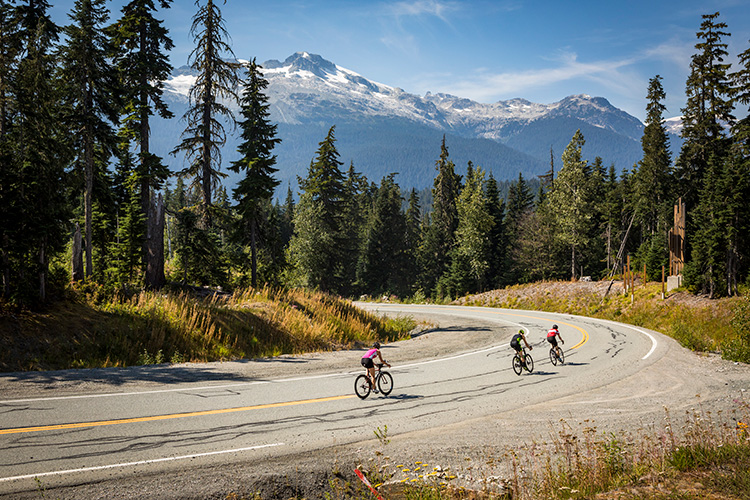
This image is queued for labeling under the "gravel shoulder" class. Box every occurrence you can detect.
[3,308,750,500]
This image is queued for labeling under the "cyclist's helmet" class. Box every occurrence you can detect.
[373,341,381,349]
[552,324,558,329]
[518,329,524,334]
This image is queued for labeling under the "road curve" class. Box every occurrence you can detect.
[0,303,740,498]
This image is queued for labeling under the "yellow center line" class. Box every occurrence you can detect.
[497,312,589,349]
[0,394,355,436]
[435,306,590,350]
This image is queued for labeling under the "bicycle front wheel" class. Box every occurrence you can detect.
[557,348,565,364]
[355,374,371,399]
[377,371,393,396]
[549,348,558,366]
[524,353,534,373]
[512,355,523,375]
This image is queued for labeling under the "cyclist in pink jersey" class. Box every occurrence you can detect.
[361,342,390,393]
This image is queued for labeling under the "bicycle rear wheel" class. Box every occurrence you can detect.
[524,353,534,372]
[377,371,393,396]
[512,355,523,375]
[355,374,371,399]
[549,348,558,366]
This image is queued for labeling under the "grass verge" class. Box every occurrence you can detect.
[336,401,750,500]
[0,286,415,371]
[460,281,750,363]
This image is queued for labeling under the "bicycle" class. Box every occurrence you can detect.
[549,343,565,365]
[355,363,393,399]
[512,348,534,375]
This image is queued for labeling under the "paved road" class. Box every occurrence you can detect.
[0,304,671,496]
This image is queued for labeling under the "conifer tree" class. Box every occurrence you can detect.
[343,163,371,294]
[288,126,348,293]
[679,12,739,296]
[229,59,280,288]
[419,136,461,296]
[360,174,408,297]
[484,174,506,288]
[403,188,422,293]
[549,130,594,280]
[172,0,239,227]
[0,0,20,298]
[58,0,121,279]
[675,12,734,208]
[110,0,173,287]
[732,40,750,152]
[110,136,144,283]
[448,165,493,294]
[501,172,534,284]
[634,76,672,236]
[724,40,750,294]
[11,0,70,301]
[279,184,295,247]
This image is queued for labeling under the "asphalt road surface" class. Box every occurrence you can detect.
[0,304,747,499]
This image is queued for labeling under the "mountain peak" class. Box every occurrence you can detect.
[262,52,338,79]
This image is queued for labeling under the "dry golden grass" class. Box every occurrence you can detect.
[0,286,414,371]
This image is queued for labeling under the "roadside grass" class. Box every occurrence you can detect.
[339,401,750,500]
[0,286,415,371]
[461,282,750,364]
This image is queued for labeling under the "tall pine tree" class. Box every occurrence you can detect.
[172,0,239,227]
[229,59,280,288]
[11,0,70,302]
[549,130,594,280]
[288,126,348,293]
[58,0,121,279]
[419,136,461,296]
[110,0,173,288]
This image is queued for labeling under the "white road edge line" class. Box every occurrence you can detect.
[0,443,284,483]
[594,318,658,360]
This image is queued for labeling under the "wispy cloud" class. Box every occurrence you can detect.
[384,0,459,22]
[422,50,642,103]
[375,0,461,55]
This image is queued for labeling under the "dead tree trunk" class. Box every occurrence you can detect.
[72,223,84,282]
[145,192,165,289]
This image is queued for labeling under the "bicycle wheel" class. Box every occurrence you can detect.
[549,348,558,366]
[355,374,371,399]
[557,348,565,365]
[524,353,534,373]
[377,371,393,396]
[512,355,523,375]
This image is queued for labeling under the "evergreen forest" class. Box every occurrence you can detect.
[2,3,750,309]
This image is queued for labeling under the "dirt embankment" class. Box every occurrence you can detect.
[455,279,718,310]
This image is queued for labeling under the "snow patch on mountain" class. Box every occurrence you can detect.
[161,51,647,152]
[664,116,683,135]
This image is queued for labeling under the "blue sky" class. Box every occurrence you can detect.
[48,0,750,122]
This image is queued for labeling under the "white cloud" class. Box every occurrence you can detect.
[384,0,459,22]
[426,51,644,103]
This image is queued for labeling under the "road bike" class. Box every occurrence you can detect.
[549,343,565,366]
[355,363,393,399]
[512,348,534,375]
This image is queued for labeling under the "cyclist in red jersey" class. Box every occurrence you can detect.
[547,324,564,359]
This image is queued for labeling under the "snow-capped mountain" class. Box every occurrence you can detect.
[156,52,678,192]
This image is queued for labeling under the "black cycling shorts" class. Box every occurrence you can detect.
[510,339,521,351]
[547,336,558,347]
[361,357,374,369]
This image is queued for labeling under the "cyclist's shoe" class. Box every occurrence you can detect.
[373,389,379,394]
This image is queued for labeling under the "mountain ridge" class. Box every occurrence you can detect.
[154,52,680,194]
